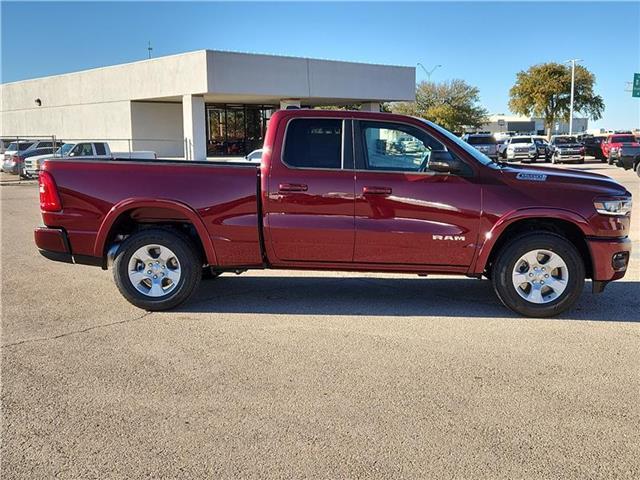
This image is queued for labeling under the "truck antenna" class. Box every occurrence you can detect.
[147,41,153,59]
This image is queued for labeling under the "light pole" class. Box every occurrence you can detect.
[417,63,442,81]
[565,59,582,134]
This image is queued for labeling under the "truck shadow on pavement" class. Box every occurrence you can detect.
[174,276,639,322]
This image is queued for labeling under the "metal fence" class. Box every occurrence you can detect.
[1,136,186,159]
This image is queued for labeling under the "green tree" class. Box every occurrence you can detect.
[390,79,488,132]
[509,62,604,138]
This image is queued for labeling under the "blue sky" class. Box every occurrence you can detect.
[2,1,639,129]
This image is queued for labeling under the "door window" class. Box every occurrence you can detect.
[283,119,342,169]
[357,121,445,172]
[70,143,94,156]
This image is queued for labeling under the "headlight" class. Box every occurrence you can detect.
[594,197,632,216]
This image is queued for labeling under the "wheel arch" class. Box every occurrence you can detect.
[473,209,594,278]
[94,198,218,267]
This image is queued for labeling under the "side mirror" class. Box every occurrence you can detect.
[428,151,463,174]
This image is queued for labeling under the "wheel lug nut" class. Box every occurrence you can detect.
[545,274,549,278]
[153,275,157,279]
[147,270,152,274]
[529,273,533,277]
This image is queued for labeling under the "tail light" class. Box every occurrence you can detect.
[39,171,62,212]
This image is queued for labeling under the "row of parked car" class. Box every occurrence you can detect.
[1,139,157,178]
[461,132,640,169]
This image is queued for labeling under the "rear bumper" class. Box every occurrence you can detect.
[34,227,102,267]
[587,236,631,282]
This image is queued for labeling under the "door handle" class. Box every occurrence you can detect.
[363,186,392,195]
[279,183,308,192]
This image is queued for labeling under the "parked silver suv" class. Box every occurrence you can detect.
[461,133,498,160]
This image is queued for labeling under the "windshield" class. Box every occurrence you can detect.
[7,142,34,151]
[554,137,578,144]
[533,139,547,145]
[511,137,532,144]
[611,135,635,143]
[422,119,495,166]
[467,136,495,145]
[58,143,76,156]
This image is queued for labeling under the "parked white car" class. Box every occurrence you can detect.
[501,136,535,161]
[244,149,263,163]
[22,142,157,177]
[23,143,76,177]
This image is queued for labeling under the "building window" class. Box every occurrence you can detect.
[206,104,274,157]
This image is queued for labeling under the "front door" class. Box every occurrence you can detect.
[353,120,482,266]
[265,118,355,263]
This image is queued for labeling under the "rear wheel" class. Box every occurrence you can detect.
[491,233,585,317]
[113,229,201,310]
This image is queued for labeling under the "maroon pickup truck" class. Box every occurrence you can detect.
[35,110,632,317]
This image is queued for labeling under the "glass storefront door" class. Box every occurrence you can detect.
[206,104,274,157]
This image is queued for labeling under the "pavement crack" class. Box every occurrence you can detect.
[1,311,153,349]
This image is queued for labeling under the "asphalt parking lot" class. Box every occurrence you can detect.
[1,159,639,479]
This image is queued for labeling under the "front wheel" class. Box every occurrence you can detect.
[491,233,585,317]
[113,228,201,310]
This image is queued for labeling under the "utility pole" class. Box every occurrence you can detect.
[147,41,153,59]
[417,63,442,81]
[565,59,582,134]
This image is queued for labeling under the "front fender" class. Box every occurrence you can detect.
[94,197,218,265]
[470,208,593,275]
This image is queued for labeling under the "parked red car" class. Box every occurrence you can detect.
[35,110,632,317]
[602,134,640,164]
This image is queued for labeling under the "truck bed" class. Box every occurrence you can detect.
[41,158,263,267]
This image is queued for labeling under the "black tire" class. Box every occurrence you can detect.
[202,266,223,280]
[636,162,640,178]
[491,232,585,317]
[113,228,201,311]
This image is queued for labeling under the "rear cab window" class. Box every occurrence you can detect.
[283,119,343,169]
[94,143,107,155]
[467,135,496,145]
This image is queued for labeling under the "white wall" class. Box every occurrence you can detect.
[1,51,208,111]
[0,101,132,151]
[206,50,415,102]
[130,102,184,157]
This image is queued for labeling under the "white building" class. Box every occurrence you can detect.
[480,114,588,136]
[1,50,415,159]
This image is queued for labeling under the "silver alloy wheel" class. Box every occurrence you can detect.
[127,244,181,297]
[512,249,569,304]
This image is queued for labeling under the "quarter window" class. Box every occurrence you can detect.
[359,121,445,172]
[283,119,342,169]
[94,143,106,155]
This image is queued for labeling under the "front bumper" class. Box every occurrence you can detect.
[507,150,530,159]
[587,236,631,282]
[34,226,102,267]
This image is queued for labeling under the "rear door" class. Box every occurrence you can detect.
[353,120,482,266]
[264,117,355,263]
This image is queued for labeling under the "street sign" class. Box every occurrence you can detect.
[633,73,640,98]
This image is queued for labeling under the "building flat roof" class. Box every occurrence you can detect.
[1,49,416,111]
